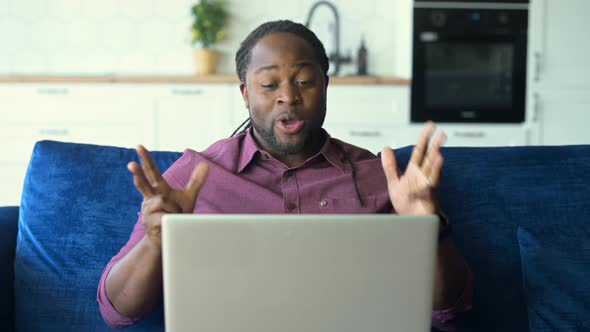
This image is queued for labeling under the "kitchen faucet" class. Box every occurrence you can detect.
[305,0,351,76]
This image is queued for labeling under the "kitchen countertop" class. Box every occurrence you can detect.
[0,75,410,85]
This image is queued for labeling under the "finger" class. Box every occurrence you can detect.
[380,147,400,184]
[185,162,210,200]
[128,161,155,198]
[136,145,165,187]
[410,121,436,167]
[422,131,447,177]
[144,196,183,214]
[428,153,444,187]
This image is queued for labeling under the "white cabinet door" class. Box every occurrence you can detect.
[439,125,529,147]
[529,0,590,90]
[325,85,409,127]
[527,0,590,145]
[391,124,530,148]
[323,85,409,152]
[328,125,395,155]
[154,85,232,152]
[537,90,590,145]
[0,84,152,206]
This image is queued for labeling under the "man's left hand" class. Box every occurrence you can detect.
[381,121,446,215]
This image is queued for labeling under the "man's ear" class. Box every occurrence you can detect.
[239,82,249,109]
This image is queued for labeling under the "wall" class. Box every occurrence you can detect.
[0,0,413,78]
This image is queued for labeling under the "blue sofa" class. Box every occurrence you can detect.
[1,140,589,331]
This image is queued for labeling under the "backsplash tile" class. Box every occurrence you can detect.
[0,0,412,78]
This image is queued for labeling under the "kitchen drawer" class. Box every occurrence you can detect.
[3,100,140,124]
[326,125,395,155]
[0,124,145,163]
[380,124,531,149]
[155,85,232,152]
[325,86,409,127]
[433,124,528,147]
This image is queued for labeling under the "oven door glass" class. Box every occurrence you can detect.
[412,32,527,123]
[425,41,514,112]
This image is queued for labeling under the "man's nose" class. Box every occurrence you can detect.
[276,83,302,105]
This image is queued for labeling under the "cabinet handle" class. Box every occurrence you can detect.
[37,88,69,95]
[532,92,540,122]
[171,89,203,95]
[533,52,542,82]
[453,131,485,139]
[38,128,69,136]
[349,130,382,137]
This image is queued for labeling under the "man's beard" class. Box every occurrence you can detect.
[251,120,314,156]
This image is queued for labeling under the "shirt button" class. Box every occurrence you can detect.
[320,199,328,207]
[287,202,297,210]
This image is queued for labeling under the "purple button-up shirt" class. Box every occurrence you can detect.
[98,129,473,330]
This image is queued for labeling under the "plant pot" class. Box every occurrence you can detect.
[193,49,221,75]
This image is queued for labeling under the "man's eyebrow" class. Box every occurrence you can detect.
[255,65,278,73]
[293,61,313,69]
[254,61,314,74]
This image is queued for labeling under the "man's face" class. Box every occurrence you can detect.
[240,32,328,157]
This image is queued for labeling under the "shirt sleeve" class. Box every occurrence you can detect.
[96,150,198,328]
[96,216,146,328]
[431,263,475,331]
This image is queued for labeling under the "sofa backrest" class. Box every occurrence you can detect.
[13,140,590,331]
[392,144,590,331]
[14,141,181,331]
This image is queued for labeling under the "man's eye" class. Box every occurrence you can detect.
[297,80,313,86]
[261,84,275,89]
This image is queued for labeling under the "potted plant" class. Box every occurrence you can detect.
[190,0,228,75]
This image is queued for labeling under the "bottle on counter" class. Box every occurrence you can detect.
[356,35,368,76]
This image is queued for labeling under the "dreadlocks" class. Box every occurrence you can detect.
[231,20,329,137]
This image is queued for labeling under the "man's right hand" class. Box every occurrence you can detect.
[127,145,209,249]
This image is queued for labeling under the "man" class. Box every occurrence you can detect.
[98,20,473,330]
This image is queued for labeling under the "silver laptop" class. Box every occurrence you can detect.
[162,214,439,332]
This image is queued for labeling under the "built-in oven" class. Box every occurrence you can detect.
[411,0,529,123]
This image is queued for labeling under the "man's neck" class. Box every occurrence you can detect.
[264,131,327,168]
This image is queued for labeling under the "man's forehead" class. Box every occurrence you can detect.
[249,36,319,74]
[253,61,315,74]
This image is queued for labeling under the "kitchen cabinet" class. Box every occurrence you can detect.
[0,84,153,205]
[0,80,429,206]
[325,86,408,127]
[527,0,590,145]
[153,85,233,152]
[389,124,531,149]
[324,85,409,153]
[529,0,590,90]
[534,91,590,146]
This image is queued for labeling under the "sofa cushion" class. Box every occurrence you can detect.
[386,144,590,331]
[0,206,19,332]
[14,141,181,331]
[518,226,590,331]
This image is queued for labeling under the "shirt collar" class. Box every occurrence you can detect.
[237,128,346,173]
[237,128,260,173]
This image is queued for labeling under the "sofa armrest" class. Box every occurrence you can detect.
[0,206,18,332]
